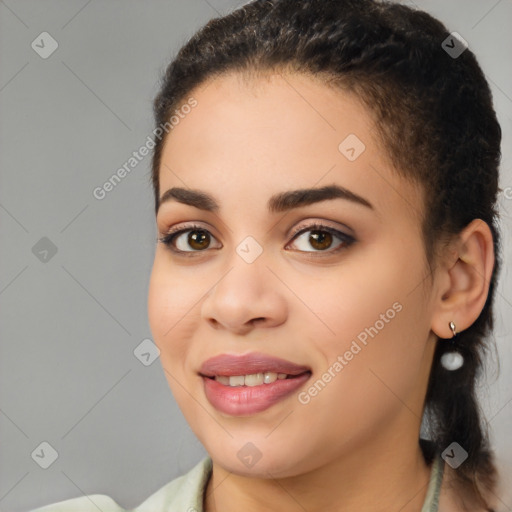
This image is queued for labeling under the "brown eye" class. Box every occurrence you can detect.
[158,224,222,253]
[308,230,333,251]
[287,223,355,254]
[186,230,211,250]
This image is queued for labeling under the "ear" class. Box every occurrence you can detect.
[430,219,495,339]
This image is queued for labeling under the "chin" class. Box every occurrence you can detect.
[205,438,310,478]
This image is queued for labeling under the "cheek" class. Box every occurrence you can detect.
[295,296,426,448]
[293,264,402,352]
[300,245,428,385]
[147,257,199,361]
[148,260,203,415]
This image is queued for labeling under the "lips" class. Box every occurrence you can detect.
[198,351,311,378]
[198,352,312,416]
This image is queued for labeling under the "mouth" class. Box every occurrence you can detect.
[198,351,311,379]
[198,352,312,416]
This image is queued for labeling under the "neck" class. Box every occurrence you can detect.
[203,432,433,512]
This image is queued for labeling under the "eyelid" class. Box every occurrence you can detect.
[160,221,215,238]
[287,218,353,239]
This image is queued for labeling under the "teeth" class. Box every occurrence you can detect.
[264,372,277,384]
[213,371,289,386]
[244,373,264,386]
[229,375,245,387]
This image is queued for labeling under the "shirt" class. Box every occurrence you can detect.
[30,453,445,512]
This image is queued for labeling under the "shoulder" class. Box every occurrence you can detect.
[28,494,125,512]
[29,457,213,512]
[132,456,212,512]
[492,453,512,512]
[439,453,512,512]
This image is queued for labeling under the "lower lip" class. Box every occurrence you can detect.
[202,373,311,416]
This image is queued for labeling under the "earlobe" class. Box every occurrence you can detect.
[430,219,495,339]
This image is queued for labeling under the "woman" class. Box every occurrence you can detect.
[31,0,511,510]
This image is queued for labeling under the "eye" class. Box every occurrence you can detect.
[286,222,355,254]
[158,221,355,256]
[158,224,221,254]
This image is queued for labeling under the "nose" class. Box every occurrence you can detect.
[200,256,288,335]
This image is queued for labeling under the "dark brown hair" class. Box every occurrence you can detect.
[150,0,503,508]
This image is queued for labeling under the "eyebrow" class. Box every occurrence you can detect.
[157,184,374,214]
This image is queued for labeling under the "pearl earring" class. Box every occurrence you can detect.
[440,321,464,371]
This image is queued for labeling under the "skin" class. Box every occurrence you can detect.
[147,71,495,512]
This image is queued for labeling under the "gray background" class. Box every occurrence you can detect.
[0,0,511,510]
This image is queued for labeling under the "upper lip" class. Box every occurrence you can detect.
[199,352,311,377]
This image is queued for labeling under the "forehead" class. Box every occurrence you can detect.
[158,71,424,224]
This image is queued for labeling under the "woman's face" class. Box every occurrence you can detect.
[148,71,439,477]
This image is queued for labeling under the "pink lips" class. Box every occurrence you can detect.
[199,352,311,377]
[198,352,312,416]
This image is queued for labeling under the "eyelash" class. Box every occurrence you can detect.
[158,222,355,258]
